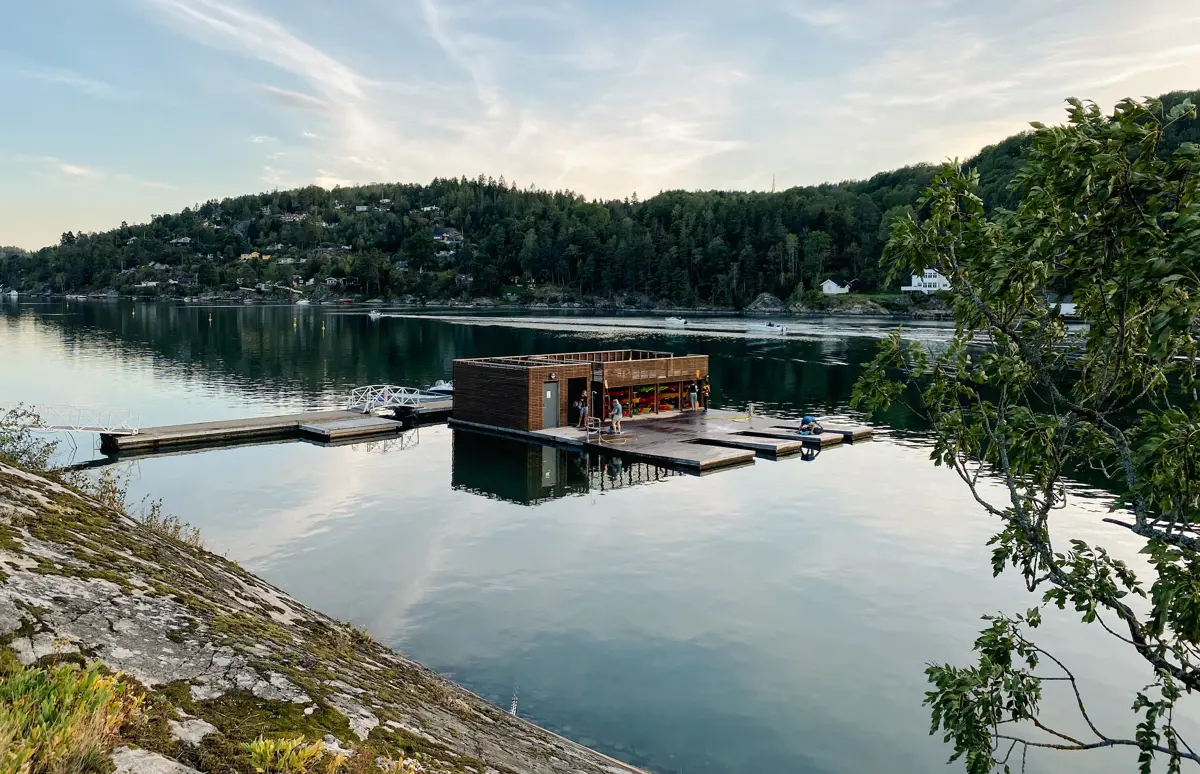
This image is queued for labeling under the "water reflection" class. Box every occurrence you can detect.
[451,430,688,505]
[0,299,1172,774]
[0,300,934,438]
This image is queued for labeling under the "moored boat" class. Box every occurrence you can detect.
[665,317,688,327]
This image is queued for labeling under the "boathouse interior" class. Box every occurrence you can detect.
[452,349,710,432]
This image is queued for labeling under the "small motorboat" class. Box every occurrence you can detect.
[428,380,454,395]
[367,310,382,320]
[665,317,688,327]
[295,299,311,306]
[747,321,788,335]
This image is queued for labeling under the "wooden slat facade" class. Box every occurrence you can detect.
[453,350,709,432]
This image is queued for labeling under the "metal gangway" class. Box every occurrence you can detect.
[7,405,140,436]
[346,385,448,414]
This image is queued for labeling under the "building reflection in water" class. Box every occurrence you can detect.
[451,429,821,505]
[451,430,690,505]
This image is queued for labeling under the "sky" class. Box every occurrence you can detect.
[2,0,1200,249]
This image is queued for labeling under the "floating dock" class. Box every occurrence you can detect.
[100,410,408,455]
[393,398,453,422]
[449,409,872,474]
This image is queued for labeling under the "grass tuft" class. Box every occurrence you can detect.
[0,661,143,774]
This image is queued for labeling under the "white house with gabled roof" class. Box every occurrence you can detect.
[901,268,951,294]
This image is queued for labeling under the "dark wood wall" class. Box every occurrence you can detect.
[453,361,532,430]
[453,361,591,431]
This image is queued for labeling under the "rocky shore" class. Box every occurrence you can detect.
[0,461,643,774]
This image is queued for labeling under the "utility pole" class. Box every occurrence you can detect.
[771,174,775,193]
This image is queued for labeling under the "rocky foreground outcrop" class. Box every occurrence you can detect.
[0,462,641,774]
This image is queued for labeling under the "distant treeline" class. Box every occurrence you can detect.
[3,91,1198,307]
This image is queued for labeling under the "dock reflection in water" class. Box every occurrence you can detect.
[451,430,682,504]
[450,429,820,505]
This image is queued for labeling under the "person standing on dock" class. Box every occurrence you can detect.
[688,382,699,411]
[610,398,623,434]
[577,390,589,428]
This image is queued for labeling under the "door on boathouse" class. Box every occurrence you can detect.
[542,381,559,429]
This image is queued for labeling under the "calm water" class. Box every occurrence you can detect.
[1,299,1187,773]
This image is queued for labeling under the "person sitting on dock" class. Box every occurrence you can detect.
[610,398,623,434]
[799,415,823,435]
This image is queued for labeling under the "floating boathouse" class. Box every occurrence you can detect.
[451,349,709,432]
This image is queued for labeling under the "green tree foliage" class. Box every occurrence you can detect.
[853,96,1200,771]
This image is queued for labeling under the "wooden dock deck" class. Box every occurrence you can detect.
[450,417,755,473]
[101,410,408,454]
[769,423,874,442]
[393,398,454,422]
[448,409,874,474]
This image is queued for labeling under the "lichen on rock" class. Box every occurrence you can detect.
[0,462,643,774]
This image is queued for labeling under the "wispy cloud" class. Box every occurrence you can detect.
[249,135,276,144]
[417,0,503,117]
[16,155,103,179]
[15,66,116,98]
[145,0,364,98]
[263,86,335,114]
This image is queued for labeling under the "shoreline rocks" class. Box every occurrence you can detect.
[0,462,644,774]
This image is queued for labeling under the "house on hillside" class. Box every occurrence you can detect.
[355,205,369,212]
[126,237,138,245]
[435,228,463,246]
[380,198,391,205]
[821,279,850,295]
[324,277,343,287]
[280,213,307,223]
[169,237,192,247]
[238,252,271,261]
[420,205,441,213]
[901,269,951,294]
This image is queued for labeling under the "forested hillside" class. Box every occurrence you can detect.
[3,91,1197,307]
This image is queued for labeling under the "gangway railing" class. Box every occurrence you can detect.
[7,405,141,436]
[346,385,446,413]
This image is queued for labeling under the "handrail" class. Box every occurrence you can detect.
[346,385,445,413]
[9,405,141,436]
